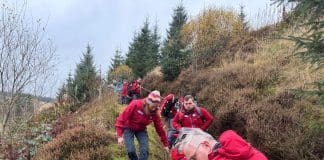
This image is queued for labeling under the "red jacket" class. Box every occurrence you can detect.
[121,82,128,97]
[160,94,178,118]
[172,107,214,131]
[208,130,268,160]
[131,80,141,95]
[115,99,168,147]
[171,148,187,160]
[170,130,267,160]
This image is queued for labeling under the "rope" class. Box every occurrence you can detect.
[164,151,170,160]
[140,86,152,93]
[140,86,165,99]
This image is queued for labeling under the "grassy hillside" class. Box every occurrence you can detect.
[142,31,323,159]
[32,90,166,160]
[25,28,323,160]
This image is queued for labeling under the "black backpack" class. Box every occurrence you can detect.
[161,100,177,118]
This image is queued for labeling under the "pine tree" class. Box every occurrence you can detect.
[152,23,161,64]
[74,44,99,102]
[161,4,190,81]
[107,48,125,81]
[126,19,160,78]
[57,73,76,102]
[239,4,249,32]
[109,48,125,71]
[56,83,67,101]
[66,72,77,102]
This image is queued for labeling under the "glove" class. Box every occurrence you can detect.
[117,137,124,146]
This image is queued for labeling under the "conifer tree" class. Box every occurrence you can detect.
[57,72,76,102]
[161,4,190,81]
[107,49,125,81]
[66,72,78,102]
[239,4,249,32]
[73,44,99,102]
[152,23,161,64]
[56,83,67,101]
[109,48,125,71]
[126,19,160,78]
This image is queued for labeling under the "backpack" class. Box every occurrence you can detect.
[192,100,202,117]
[161,100,175,118]
[195,105,202,117]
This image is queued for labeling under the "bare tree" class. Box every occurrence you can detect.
[0,1,56,144]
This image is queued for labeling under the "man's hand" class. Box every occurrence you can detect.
[164,146,170,153]
[118,137,124,146]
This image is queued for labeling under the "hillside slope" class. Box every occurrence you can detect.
[33,91,166,160]
[142,36,323,159]
[32,33,323,160]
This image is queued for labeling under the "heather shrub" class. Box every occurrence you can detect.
[145,39,323,159]
[243,99,322,160]
[142,68,170,96]
[34,126,114,160]
[31,104,72,124]
[3,103,78,160]
[226,35,259,60]
[49,113,76,138]
[32,90,120,159]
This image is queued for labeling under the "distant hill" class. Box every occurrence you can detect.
[36,95,55,103]
[0,92,54,103]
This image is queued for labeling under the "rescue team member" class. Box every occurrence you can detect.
[173,95,214,131]
[115,90,169,160]
[171,128,268,160]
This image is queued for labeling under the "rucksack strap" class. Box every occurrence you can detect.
[195,105,202,117]
[212,142,222,152]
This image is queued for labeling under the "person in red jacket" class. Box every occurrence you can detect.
[115,90,169,160]
[172,95,214,132]
[160,94,179,126]
[131,78,141,99]
[160,93,182,149]
[120,80,129,104]
[171,128,268,160]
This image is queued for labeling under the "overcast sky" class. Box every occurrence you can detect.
[23,0,282,97]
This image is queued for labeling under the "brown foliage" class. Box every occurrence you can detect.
[3,144,19,160]
[34,126,114,160]
[313,131,324,158]
[49,113,77,138]
[250,25,279,40]
[141,69,170,96]
[75,90,120,130]
[226,36,259,60]
[244,100,322,160]
[143,39,322,159]
[182,8,243,69]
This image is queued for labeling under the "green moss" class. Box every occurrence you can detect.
[107,144,127,160]
[147,125,168,159]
